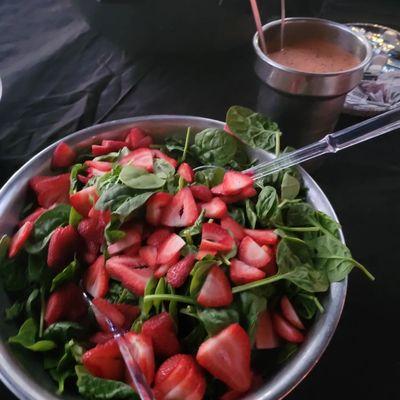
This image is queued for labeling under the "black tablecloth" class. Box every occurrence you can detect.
[1,1,400,399]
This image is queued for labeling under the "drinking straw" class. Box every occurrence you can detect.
[249,0,267,54]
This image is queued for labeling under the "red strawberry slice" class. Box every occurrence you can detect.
[124,332,155,385]
[84,160,113,172]
[239,236,271,269]
[18,207,46,227]
[44,282,87,326]
[166,254,196,288]
[91,140,126,156]
[220,216,245,241]
[151,149,178,169]
[120,148,154,172]
[52,142,77,168]
[114,304,140,329]
[210,183,225,196]
[70,186,99,217]
[136,135,153,148]
[107,255,146,268]
[272,312,305,344]
[8,221,34,258]
[280,296,305,330]
[157,234,185,265]
[196,249,217,260]
[154,354,206,400]
[78,213,108,257]
[243,229,278,246]
[199,223,234,252]
[221,171,254,195]
[197,265,233,308]
[146,192,173,226]
[177,162,194,183]
[47,225,80,269]
[83,337,124,381]
[230,259,266,285]
[161,187,199,228]
[78,174,89,184]
[219,186,257,204]
[255,310,280,349]
[92,298,126,331]
[30,173,70,208]
[190,185,213,202]
[196,323,251,392]
[147,228,172,247]
[139,245,158,270]
[122,243,141,257]
[141,312,180,358]
[125,127,147,149]
[154,253,180,278]
[108,228,142,255]
[105,261,152,296]
[90,332,114,345]
[200,197,228,219]
[83,256,108,298]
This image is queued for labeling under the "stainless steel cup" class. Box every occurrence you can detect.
[254,18,372,147]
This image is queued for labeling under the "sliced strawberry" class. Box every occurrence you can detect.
[221,171,254,195]
[151,149,178,169]
[239,236,271,269]
[105,261,152,296]
[272,312,305,344]
[243,229,278,246]
[70,186,99,217]
[147,228,172,247]
[210,183,225,196]
[230,259,266,285]
[190,185,213,202]
[44,282,87,326]
[83,338,124,381]
[201,197,228,219]
[30,173,70,208]
[92,297,126,331]
[125,127,147,149]
[154,253,180,278]
[196,249,217,260]
[157,234,185,265]
[107,255,145,268]
[199,223,234,252]
[122,243,141,257]
[47,225,80,269]
[141,312,180,358]
[101,140,127,151]
[280,296,305,330]
[108,228,142,255]
[166,254,196,288]
[177,162,194,183]
[255,310,280,349]
[196,323,251,392]
[220,390,243,400]
[83,256,108,298]
[78,174,89,184]
[84,160,113,172]
[90,332,114,345]
[114,304,140,329]
[219,186,257,204]
[154,354,206,400]
[18,207,46,227]
[197,265,233,308]
[124,332,155,385]
[220,216,245,241]
[86,167,107,178]
[120,148,154,172]
[8,221,34,258]
[78,213,107,257]
[139,245,158,270]
[161,187,199,228]
[146,192,173,226]
[52,142,77,168]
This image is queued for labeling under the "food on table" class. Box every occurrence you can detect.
[0,106,372,399]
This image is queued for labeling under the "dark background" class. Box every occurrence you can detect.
[1,0,400,399]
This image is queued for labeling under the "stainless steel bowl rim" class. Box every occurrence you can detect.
[0,115,347,400]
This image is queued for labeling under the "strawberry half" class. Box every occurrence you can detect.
[166,254,196,288]
[147,228,172,247]
[196,249,217,260]
[90,332,114,345]
[146,192,173,226]
[91,140,126,156]
[230,259,266,285]
[239,236,271,269]
[114,304,140,330]
[154,253,180,279]
[153,354,206,400]
[161,187,199,228]
[108,228,142,255]
[151,149,178,169]
[280,296,305,330]
[120,148,154,172]
[139,245,158,270]
[125,127,149,149]
[8,221,34,258]
[197,265,233,308]
[84,160,113,172]
[52,142,77,168]
[272,312,305,344]
[190,185,213,202]
[92,297,126,331]
[199,223,234,252]
[196,323,251,392]
[157,233,185,265]
[212,171,253,196]
[243,229,278,246]
[107,255,145,268]
[221,216,245,241]
[18,207,46,227]
[30,173,70,208]
[47,225,81,269]
[141,312,180,358]
[83,256,108,298]
[70,186,99,218]
[200,197,228,219]
[177,162,194,183]
[255,310,280,349]
[219,186,257,204]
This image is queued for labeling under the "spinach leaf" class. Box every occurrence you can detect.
[113,192,154,219]
[277,343,298,364]
[198,308,239,336]
[195,167,225,188]
[50,259,79,291]
[153,158,175,179]
[226,106,281,153]
[245,200,257,229]
[44,322,85,343]
[9,318,56,352]
[281,172,300,200]
[0,234,10,263]
[293,292,323,320]
[120,166,165,190]
[70,163,85,194]
[0,257,28,292]
[69,206,83,227]
[25,288,40,316]
[105,218,125,244]
[256,186,278,227]
[28,254,47,284]
[75,366,138,400]
[154,278,166,313]
[229,207,246,226]
[5,301,25,321]
[106,280,136,304]
[95,184,132,211]
[142,277,158,316]
[50,368,75,395]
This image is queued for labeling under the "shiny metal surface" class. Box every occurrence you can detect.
[0,115,347,400]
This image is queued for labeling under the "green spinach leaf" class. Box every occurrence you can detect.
[256,186,278,227]
[198,308,239,336]
[281,172,300,200]
[120,166,165,190]
[51,259,79,291]
[245,200,257,229]
[44,322,85,343]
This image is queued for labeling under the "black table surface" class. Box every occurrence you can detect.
[1,1,400,399]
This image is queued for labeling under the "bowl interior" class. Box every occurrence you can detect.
[0,115,347,400]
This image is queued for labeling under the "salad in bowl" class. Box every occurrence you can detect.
[0,106,372,400]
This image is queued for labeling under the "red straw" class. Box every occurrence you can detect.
[249,0,267,54]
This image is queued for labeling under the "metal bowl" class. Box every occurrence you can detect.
[0,115,347,400]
